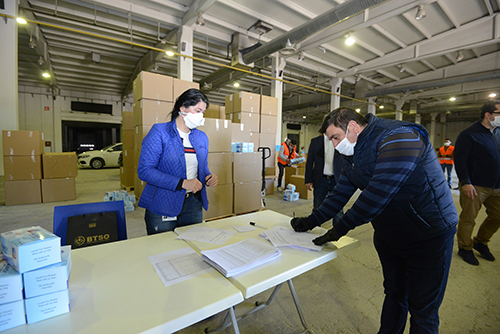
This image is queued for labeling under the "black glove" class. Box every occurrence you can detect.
[291,217,313,232]
[312,227,342,246]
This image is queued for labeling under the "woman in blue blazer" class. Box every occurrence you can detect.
[138,89,218,235]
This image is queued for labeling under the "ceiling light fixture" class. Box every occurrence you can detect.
[302,116,306,119]
[251,20,273,34]
[398,64,405,73]
[16,17,27,24]
[37,56,44,66]
[42,72,50,78]
[28,34,36,49]
[355,108,361,112]
[379,105,384,109]
[415,5,426,20]
[280,39,296,55]
[489,93,497,98]
[165,49,175,57]
[456,51,464,62]
[345,33,355,46]
[449,97,456,101]
[196,13,205,27]
[298,51,305,61]
[233,82,240,88]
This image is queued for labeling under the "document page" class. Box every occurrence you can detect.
[263,226,324,251]
[148,247,214,287]
[176,226,236,245]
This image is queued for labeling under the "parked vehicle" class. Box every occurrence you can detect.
[77,143,123,169]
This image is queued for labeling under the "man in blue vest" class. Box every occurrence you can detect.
[291,107,457,333]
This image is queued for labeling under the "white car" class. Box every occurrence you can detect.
[77,143,123,169]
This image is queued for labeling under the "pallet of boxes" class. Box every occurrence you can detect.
[3,131,77,206]
[0,227,71,330]
[132,71,199,201]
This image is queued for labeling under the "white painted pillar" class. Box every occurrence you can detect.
[271,54,285,147]
[440,112,447,140]
[414,113,421,124]
[177,26,193,81]
[395,99,404,121]
[430,112,438,148]
[367,97,376,115]
[330,78,342,110]
[0,0,19,176]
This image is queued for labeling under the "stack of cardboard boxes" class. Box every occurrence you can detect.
[0,227,72,330]
[132,71,199,200]
[3,131,77,205]
[120,111,135,189]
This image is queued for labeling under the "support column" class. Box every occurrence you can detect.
[329,78,342,110]
[430,112,438,148]
[367,97,376,115]
[271,54,285,147]
[395,99,404,121]
[440,113,447,141]
[0,1,19,176]
[177,25,193,81]
[414,113,421,125]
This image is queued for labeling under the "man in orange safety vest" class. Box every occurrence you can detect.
[438,138,455,188]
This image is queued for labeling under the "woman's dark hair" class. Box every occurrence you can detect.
[171,88,209,121]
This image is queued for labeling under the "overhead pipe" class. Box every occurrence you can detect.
[242,0,387,65]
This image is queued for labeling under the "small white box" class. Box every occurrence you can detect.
[24,289,70,324]
[1,227,61,274]
[286,184,296,192]
[23,246,72,299]
[0,259,23,305]
[0,300,26,331]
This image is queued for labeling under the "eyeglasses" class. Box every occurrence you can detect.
[491,111,500,115]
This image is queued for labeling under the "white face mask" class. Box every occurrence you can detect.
[444,141,451,147]
[181,112,205,129]
[491,115,500,128]
[335,126,356,156]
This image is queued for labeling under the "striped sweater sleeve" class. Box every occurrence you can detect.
[310,127,425,236]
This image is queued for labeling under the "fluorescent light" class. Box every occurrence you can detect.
[42,72,50,78]
[355,108,361,112]
[449,97,456,101]
[165,50,175,57]
[16,18,27,24]
[233,82,240,87]
[379,105,384,109]
[302,115,306,119]
[489,93,497,98]
[345,34,355,46]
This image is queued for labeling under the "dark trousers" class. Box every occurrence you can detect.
[277,162,286,188]
[441,164,453,187]
[313,176,337,209]
[374,232,454,334]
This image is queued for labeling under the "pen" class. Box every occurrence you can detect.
[204,176,212,186]
[250,222,267,229]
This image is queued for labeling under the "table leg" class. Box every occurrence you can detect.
[287,279,316,334]
[205,306,240,334]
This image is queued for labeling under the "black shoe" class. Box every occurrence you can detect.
[458,249,479,266]
[473,243,495,261]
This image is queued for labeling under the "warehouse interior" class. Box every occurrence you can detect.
[1,0,500,333]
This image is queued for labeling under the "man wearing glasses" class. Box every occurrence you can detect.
[454,100,500,265]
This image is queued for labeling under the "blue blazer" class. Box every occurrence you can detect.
[137,121,210,217]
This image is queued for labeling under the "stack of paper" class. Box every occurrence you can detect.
[259,226,324,252]
[201,238,281,277]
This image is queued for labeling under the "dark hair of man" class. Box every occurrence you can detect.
[290,139,297,146]
[480,100,500,119]
[445,138,450,141]
[321,107,368,133]
[171,88,209,121]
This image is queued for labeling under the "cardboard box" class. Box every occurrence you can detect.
[42,153,77,179]
[0,260,23,304]
[122,149,134,169]
[233,181,262,214]
[225,95,233,114]
[133,71,173,103]
[134,149,141,169]
[233,92,260,113]
[284,166,300,187]
[120,167,135,188]
[259,133,277,168]
[205,104,220,119]
[23,246,71,299]
[219,106,226,118]
[134,173,146,200]
[133,100,172,126]
[134,124,153,150]
[264,177,275,195]
[1,227,61,274]
[260,95,278,116]
[0,300,26,331]
[203,184,234,220]
[265,167,276,177]
[207,152,232,185]
[198,119,232,152]
[290,175,313,199]
[122,111,134,130]
[24,289,70,324]
[233,152,262,182]
[2,130,44,156]
[227,112,260,133]
[260,114,278,134]
[4,180,42,206]
[122,129,134,151]
[41,178,76,203]
[173,79,199,101]
[3,155,42,181]
[249,132,260,151]
[231,123,251,143]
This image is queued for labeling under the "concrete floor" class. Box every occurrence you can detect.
[0,168,499,333]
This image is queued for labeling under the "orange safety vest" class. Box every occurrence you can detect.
[438,145,454,165]
[277,142,297,165]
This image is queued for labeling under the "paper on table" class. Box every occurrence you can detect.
[176,226,236,245]
[201,238,281,277]
[262,226,324,251]
[259,231,310,252]
[148,247,214,287]
[234,225,255,233]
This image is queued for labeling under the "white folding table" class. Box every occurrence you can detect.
[5,232,244,334]
[176,210,360,334]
